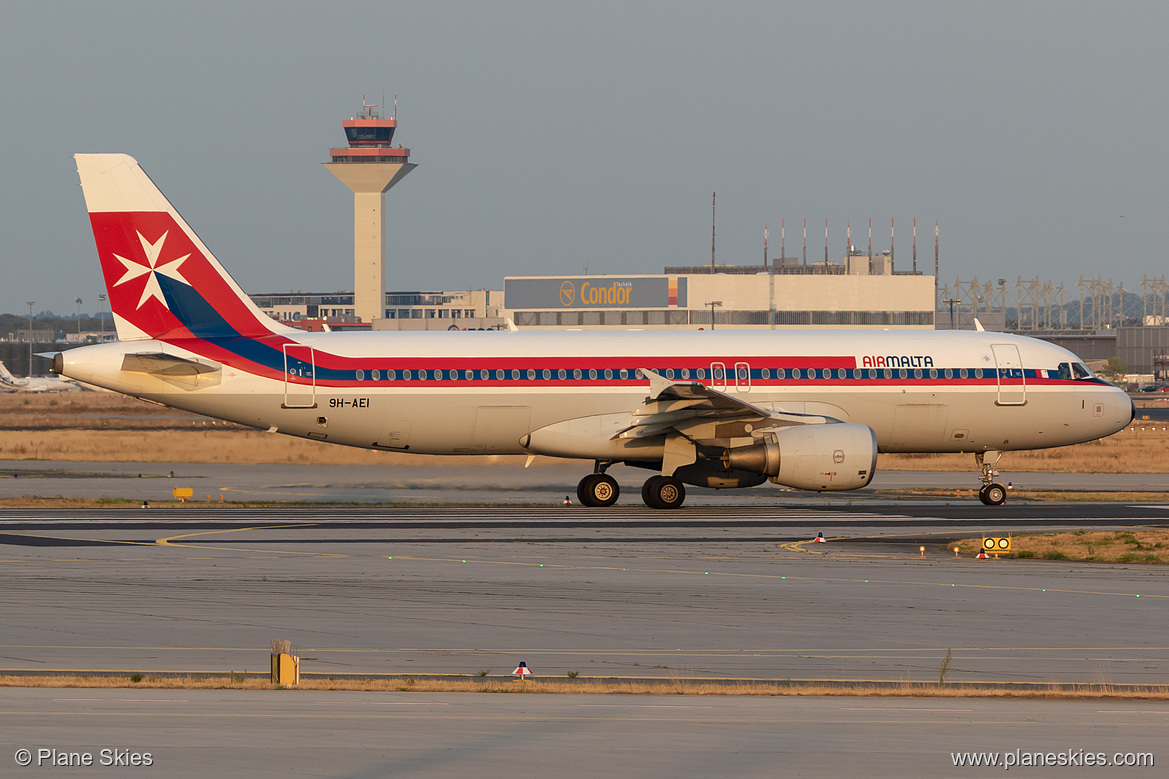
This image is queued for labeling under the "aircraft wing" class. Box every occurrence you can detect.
[614,368,833,441]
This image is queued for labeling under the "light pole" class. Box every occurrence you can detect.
[98,294,107,340]
[943,297,961,331]
[26,301,34,378]
[706,300,722,331]
[75,297,83,343]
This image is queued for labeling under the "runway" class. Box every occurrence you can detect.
[2,505,1168,683]
[3,504,1167,777]
[3,459,1168,505]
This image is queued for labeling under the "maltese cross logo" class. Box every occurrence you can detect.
[113,230,192,309]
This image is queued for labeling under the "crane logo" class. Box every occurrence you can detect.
[560,281,576,307]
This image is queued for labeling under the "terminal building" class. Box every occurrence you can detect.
[250,250,934,332]
[250,289,503,331]
[502,255,934,330]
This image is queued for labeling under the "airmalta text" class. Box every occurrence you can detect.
[861,355,935,368]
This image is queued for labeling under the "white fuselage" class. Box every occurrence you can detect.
[59,328,1133,458]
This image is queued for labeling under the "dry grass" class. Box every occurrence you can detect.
[881,426,1169,473]
[2,674,1167,700]
[953,528,1169,564]
[887,489,1169,503]
[0,393,521,467]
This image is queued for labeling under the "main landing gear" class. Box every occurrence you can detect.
[641,475,686,510]
[975,450,1007,506]
[577,471,620,507]
[575,463,687,509]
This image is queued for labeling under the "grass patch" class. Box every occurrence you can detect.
[1,673,1168,700]
[880,424,1169,475]
[953,529,1169,564]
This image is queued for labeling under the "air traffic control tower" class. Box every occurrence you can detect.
[323,98,416,324]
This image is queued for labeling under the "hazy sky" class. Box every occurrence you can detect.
[2,1,1166,315]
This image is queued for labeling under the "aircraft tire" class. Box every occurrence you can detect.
[643,475,685,510]
[577,474,600,507]
[983,483,1007,506]
[581,473,619,507]
[641,476,661,506]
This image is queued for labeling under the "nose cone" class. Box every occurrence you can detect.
[1105,387,1135,435]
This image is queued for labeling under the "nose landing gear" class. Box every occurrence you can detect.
[976,450,1007,505]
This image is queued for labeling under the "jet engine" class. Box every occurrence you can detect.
[722,423,877,491]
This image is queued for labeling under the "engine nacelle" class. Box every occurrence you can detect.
[723,423,877,491]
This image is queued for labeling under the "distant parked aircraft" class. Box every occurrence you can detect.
[0,360,82,392]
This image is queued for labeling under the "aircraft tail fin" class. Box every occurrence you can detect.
[74,154,294,342]
[0,360,22,385]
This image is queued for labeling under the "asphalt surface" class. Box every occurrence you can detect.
[2,504,1168,682]
[3,503,1167,777]
[2,689,1164,778]
[2,459,1168,505]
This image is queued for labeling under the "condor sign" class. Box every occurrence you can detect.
[504,276,686,309]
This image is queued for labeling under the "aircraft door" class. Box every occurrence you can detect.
[710,362,727,390]
[734,361,751,392]
[283,344,316,408]
[991,343,1026,405]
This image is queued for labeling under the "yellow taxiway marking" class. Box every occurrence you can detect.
[783,539,827,554]
[0,532,159,547]
[155,523,345,556]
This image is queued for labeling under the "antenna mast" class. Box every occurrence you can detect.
[711,192,716,271]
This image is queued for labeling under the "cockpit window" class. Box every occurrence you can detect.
[1057,361,1094,380]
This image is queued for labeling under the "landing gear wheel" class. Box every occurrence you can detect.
[642,475,686,510]
[980,482,1007,506]
[577,473,619,507]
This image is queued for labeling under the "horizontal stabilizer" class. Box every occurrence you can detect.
[122,352,221,377]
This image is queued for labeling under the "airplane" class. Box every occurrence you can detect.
[0,360,82,392]
[56,153,1135,508]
